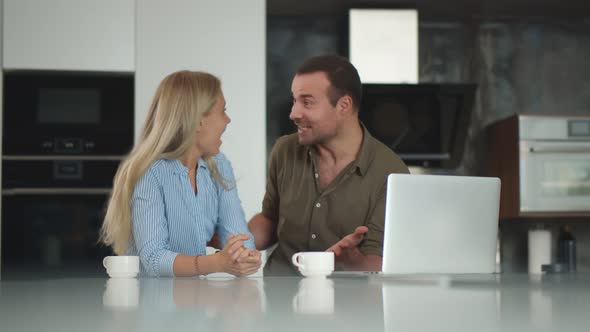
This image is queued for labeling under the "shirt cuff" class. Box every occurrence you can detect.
[244,236,256,250]
[158,251,178,277]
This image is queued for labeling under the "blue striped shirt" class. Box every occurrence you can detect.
[127,153,255,276]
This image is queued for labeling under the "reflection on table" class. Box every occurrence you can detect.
[1,274,590,331]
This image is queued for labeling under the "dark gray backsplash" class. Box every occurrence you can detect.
[267,17,341,153]
[267,17,590,171]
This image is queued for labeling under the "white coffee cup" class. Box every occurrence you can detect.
[291,251,334,277]
[103,256,139,278]
[103,278,139,310]
[292,277,334,314]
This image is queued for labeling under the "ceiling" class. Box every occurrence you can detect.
[267,0,590,20]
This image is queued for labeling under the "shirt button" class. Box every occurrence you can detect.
[315,203,321,208]
[311,234,317,239]
[315,173,319,178]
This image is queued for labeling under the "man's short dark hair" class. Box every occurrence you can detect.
[295,55,362,111]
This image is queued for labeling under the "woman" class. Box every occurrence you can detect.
[100,70,261,277]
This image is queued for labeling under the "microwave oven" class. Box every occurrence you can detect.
[3,71,134,156]
[487,114,590,218]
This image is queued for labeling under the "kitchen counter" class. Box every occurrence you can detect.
[1,273,589,332]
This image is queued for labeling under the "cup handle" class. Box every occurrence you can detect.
[103,257,108,269]
[292,253,304,269]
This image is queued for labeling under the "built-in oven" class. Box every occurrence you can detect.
[519,117,590,213]
[2,71,133,278]
[488,114,590,218]
[1,189,114,275]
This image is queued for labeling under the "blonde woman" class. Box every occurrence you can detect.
[101,70,261,277]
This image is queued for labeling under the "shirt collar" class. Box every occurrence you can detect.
[354,122,375,176]
[305,121,375,177]
[171,158,208,174]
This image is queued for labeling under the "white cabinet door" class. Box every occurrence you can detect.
[2,0,134,72]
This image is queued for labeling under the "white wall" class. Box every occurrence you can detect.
[136,0,266,219]
[3,0,134,71]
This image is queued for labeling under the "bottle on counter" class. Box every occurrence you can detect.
[557,224,577,273]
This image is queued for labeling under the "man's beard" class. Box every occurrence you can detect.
[297,128,334,146]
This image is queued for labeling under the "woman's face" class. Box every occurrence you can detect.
[197,93,231,156]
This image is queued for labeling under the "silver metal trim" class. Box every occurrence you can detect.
[398,153,451,160]
[2,188,112,195]
[529,147,590,154]
[2,155,125,161]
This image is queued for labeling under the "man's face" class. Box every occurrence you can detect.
[290,72,340,145]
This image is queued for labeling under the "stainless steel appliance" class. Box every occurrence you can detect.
[1,71,133,277]
[488,114,590,218]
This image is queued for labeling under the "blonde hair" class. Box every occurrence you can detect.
[100,70,227,255]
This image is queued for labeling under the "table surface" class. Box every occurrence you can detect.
[1,273,588,332]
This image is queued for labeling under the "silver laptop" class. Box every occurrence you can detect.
[332,173,501,276]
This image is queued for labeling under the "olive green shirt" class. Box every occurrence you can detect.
[262,123,409,275]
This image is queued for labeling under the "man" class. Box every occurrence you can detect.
[249,55,409,276]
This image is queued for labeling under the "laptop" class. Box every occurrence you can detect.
[332,173,501,277]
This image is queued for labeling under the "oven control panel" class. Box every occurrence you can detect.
[568,120,590,138]
[41,138,96,154]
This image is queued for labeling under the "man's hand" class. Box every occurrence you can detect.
[217,234,262,276]
[235,249,262,275]
[225,249,261,277]
[326,226,368,255]
[326,226,379,271]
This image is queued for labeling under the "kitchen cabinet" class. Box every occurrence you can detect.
[2,0,134,72]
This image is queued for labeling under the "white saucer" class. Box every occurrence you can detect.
[107,271,139,278]
[299,269,333,278]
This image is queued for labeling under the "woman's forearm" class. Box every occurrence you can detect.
[172,253,222,277]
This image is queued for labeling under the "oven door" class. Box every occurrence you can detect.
[1,191,113,277]
[3,71,133,156]
[520,140,590,212]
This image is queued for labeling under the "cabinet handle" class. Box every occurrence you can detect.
[529,147,590,154]
[2,155,124,161]
[2,188,112,195]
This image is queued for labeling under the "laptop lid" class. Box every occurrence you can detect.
[382,174,501,274]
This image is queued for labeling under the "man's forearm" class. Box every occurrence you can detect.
[248,213,278,250]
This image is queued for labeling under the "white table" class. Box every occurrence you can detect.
[1,274,588,332]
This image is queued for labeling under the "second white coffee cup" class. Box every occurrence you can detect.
[293,277,334,314]
[292,251,334,277]
[103,256,139,278]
